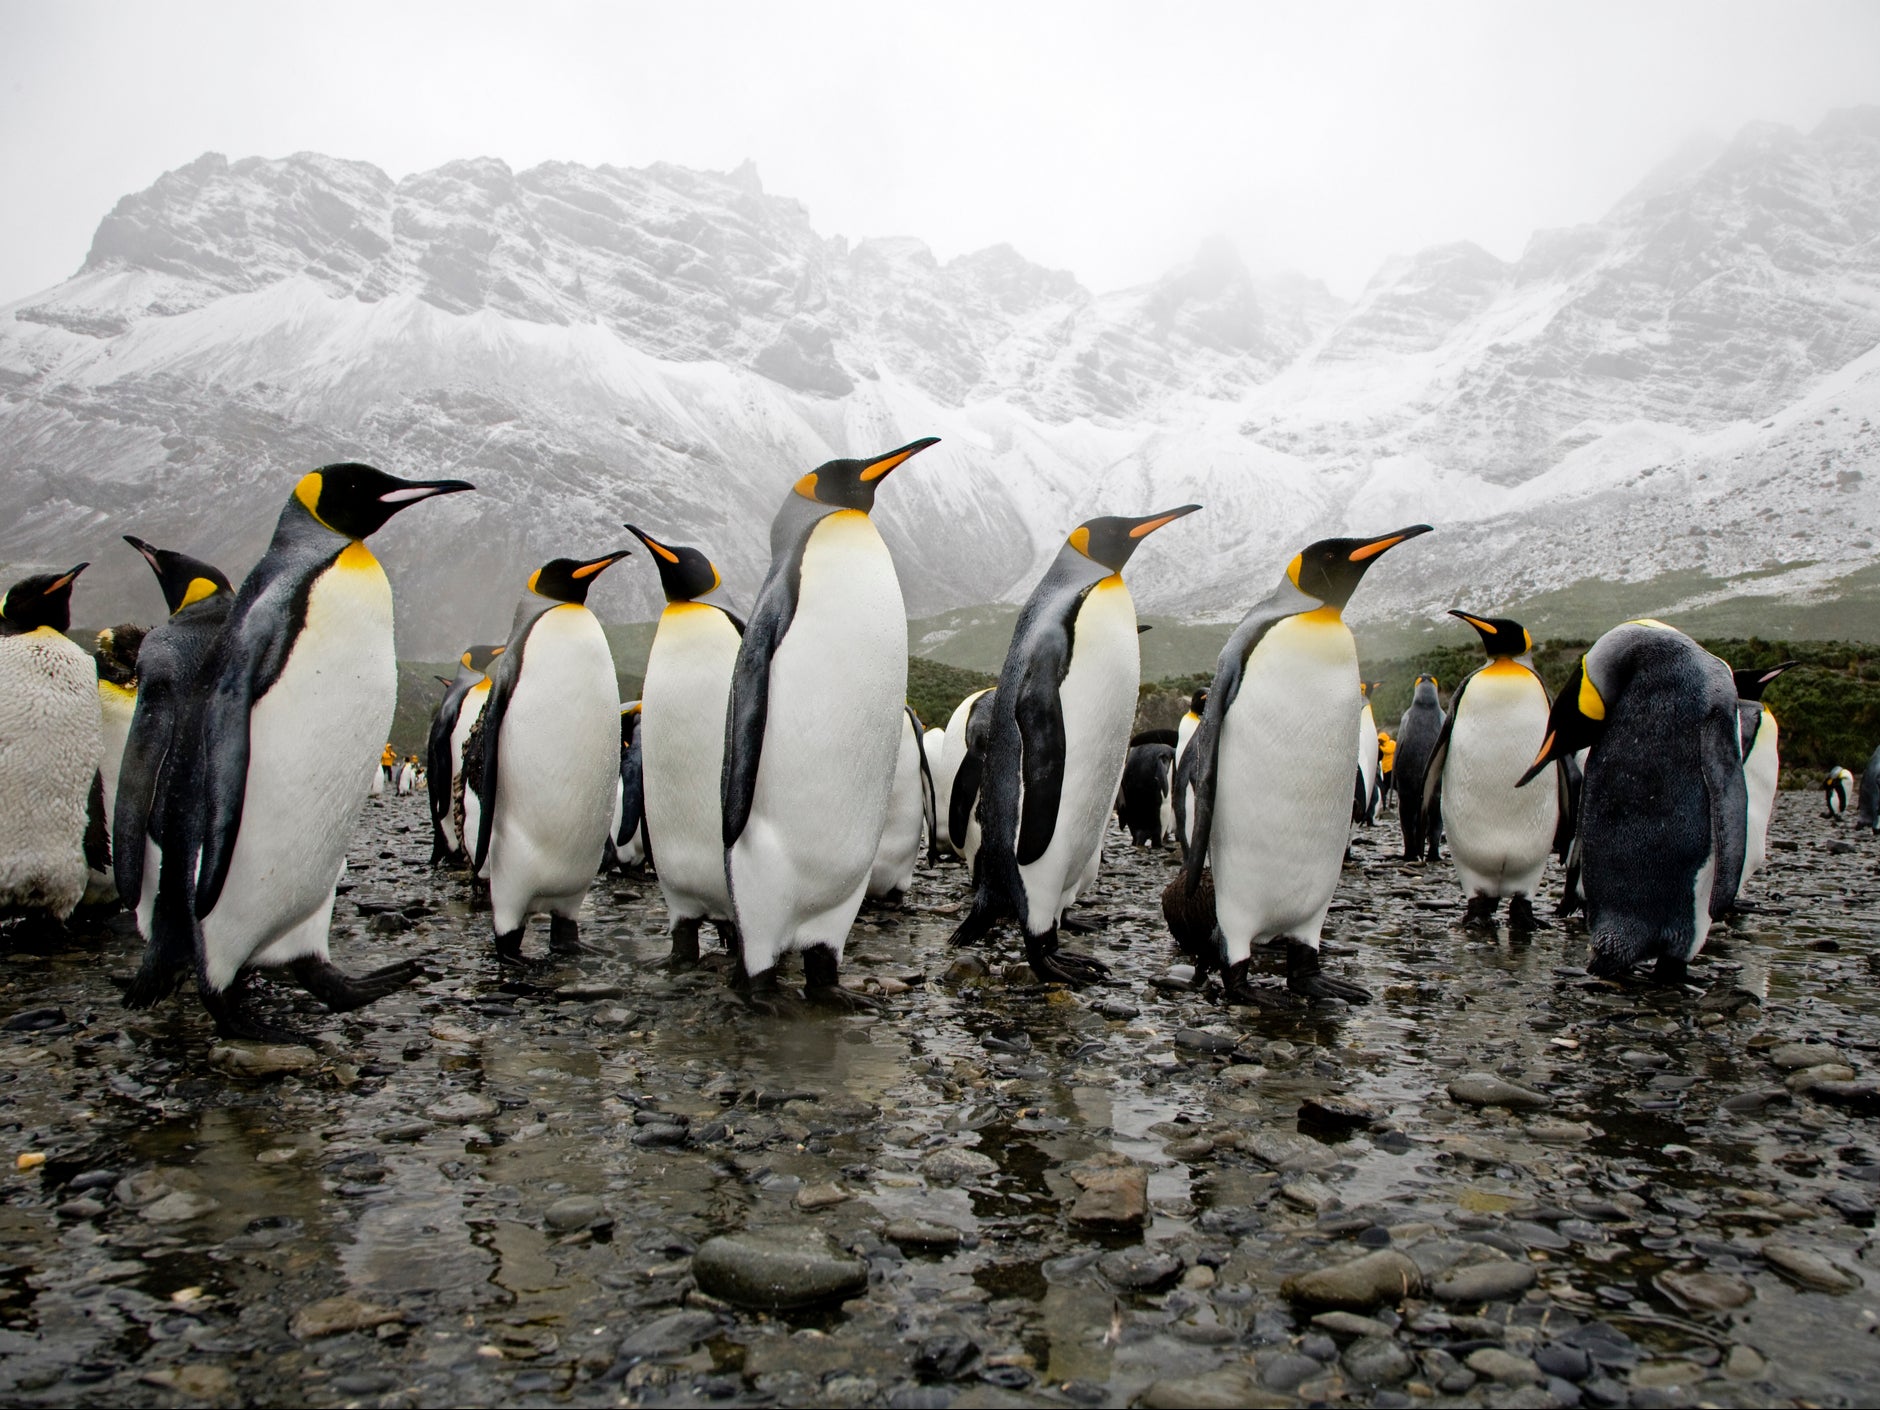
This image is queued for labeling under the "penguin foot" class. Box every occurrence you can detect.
[200,983,309,1045]
[1220,959,1289,1010]
[664,920,702,972]
[1651,955,1690,987]
[289,956,423,1012]
[1025,933,1109,987]
[549,915,603,956]
[1462,895,1499,931]
[1285,942,1372,1004]
[493,930,552,969]
[805,983,883,1013]
[1058,909,1101,935]
[736,968,801,1017]
[1507,897,1549,933]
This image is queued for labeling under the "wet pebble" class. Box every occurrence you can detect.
[690,1227,867,1309]
[543,1195,604,1232]
[919,1146,997,1185]
[1343,1334,1415,1385]
[1467,1347,1542,1385]
[1761,1240,1859,1291]
[1657,1268,1753,1311]
[1097,1246,1183,1290]
[1768,1041,1843,1070]
[1282,1249,1424,1309]
[884,1218,964,1250]
[914,1333,979,1380]
[1447,1073,1552,1109]
[425,1092,498,1125]
[290,1295,407,1339]
[1431,1259,1537,1302]
[142,1190,219,1223]
[611,1309,722,1364]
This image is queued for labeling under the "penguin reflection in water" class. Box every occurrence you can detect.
[134,465,471,1037]
[949,506,1201,985]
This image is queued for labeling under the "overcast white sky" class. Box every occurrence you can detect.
[2,1,1878,305]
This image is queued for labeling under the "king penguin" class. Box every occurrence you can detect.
[1421,612,1563,930]
[940,688,995,863]
[1394,675,1446,861]
[948,506,1201,985]
[724,437,940,1009]
[1825,765,1853,819]
[0,565,101,925]
[627,523,744,966]
[115,537,234,1001]
[613,703,650,871]
[1730,660,1798,903]
[1353,682,1381,826]
[1180,527,1431,1006]
[1173,687,1207,856]
[869,706,938,902]
[1118,740,1177,847]
[142,465,470,1036]
[473,551,631,964]
[84,624,146,905]
[425,644,503,865]
[1861,745,1880,832]
[1519,619,1747,984]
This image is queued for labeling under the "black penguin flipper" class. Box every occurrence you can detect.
[425,685,464,855]
[1014,645,1070,868]
[1552,751,1580,861]
[949,752,984,850]
[471,644,525,874]
[1736,701,1762,759]
[909,707,941,864]
[721,560,801,849]
[617,734,645,848]
[113,687,173,906]
[83,769,111,877]
[713,604,748,637]
[190,669,261,919]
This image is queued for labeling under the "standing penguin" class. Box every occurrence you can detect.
[611,703,650,871]
[724,438,940,1008]
[1173,687,1207,856]
[85,624,146,905]
[1861,745,1880,831]
[1353,681,1381,826]
[1394,675,1446,861]
[1421,612,1563,930]
[948,506,1202,984]
[139,465,470,1036]
[1825,765,1853,819]
[628,525,743,965]
[0,565,101,925]
[1180,527,1432,1005]
[1731,661,1798,902]
[1118,741,1177,847]
[1519,620,1747,983]
[920,726,946,858]
[425,645,503,864]
[940,688,995,863]
[473,551,631,964]
[114,538,234,998]
[869,707,938,902]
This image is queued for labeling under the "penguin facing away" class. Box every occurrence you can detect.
[0,564,101,925]
[1119,741,1177,847]
[1394,675,1446,861]
[1181,526,1431,1007]
[614,703,650,870]
[473,550,632,964]
[425,644,503,865]
[85,624,146,905]
[1420,612,1562,930]
[1825,765,1853,819]
[1731,660,1798,903]
[947,505,1202,986]
[724,437,940,1010]
[143,465,471,1037]
[627,524,745,966]
[1519,619,1747,983]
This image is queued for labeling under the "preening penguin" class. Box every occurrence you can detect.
[724,437,940,1008]
[1519,619,1746,984]
[868,706,938,902]
[628,524,744,967]
[473,550,632,964]
[425,644,503,865]
[1421,613,1561,930]
[947,505,1201,986]
[139,465,471,1037]
[85,624,146,905]
[1394,675,1446,861]
[1731,660,1797,903]
[0,565,101,925]
[1825,765,1853,819]
[1180,526,1431,1006]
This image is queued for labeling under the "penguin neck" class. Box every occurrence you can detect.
[1297,604,1342,625]
[1481,654,1533,677]
[510,592,574,638]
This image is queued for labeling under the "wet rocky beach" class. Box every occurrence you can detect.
[0,793,1877,1408]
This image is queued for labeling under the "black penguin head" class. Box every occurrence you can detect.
[124,535,231,615]
[1067,505,1203,572]
[625,525,721,602]
[1732,661,1798,702]
[1188,687,1209,715]
[621,701,641,746]
[793,438,940,513]
[0,564,86,633]
[1285,525,1433,609]
[292,463,474,540]
[1449,610,1532,659]
[461,643,505,674]
[528,550,632,604]
[94,625,146,686]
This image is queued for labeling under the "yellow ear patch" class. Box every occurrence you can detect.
[178,577,220,610]
[794,472,820,500]
[1286,552,1303,587]
[1577,660,1606,720]
[460,650,474,668]
[527,568,542,594]
[1068,527,1091,557]
[294,471,323,514]
[709,562,722,592]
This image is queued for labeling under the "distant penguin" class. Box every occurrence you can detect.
[869,707,938,902]
[1554,747,1587,916]
[1353,681,1381,826]
[940,688,996,864]
[114,537,234,993]
[627,524,743,965]
[370,743,390,796]
[1173,687,1207,855]
[1731,661,1798,901]
[1394,675,1446,861]
[1181,526,1431,1005]
[1421,613,1563,930]
[1861,746,1880,831]
[84,624,146,905]
[921,726,946,858]
[614,704,649,869]
[1825,765,1853,819]
[136,464,470,1036]
[1519,619,1747,984]
[0,564,101,925]
[724,438,940,1008]
[425,645,503,865]
[473,551,631,963]
[949,506,1201,984]
[1118,741,1177,847]
[1376,728,1397,810]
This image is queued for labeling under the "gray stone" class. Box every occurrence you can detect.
[1447,1074,1552,1110]
[543,1195,604,1232]
[426,1092,499,1125]
[1097,1246,1183,1289]
[1466,1347,1542,1385]
[1141,1367,1291,1409]
[1175,1027,1237,1053]
[1767,1041,1841,1070]
[1656,1269,1752,1311]
[1066,1154,1148,1227]
[884,1218,963,1250]
[1280,1174,1339,1212]
[114,1170,173,1208]
[1282,1249,1424,1309]
[1259,1351,1324,1391]
[1786,1062,1858,1092]
[1343,1335,1415,1385]
[141,1190,219,1223]
[1761,1241,1859,1292]
[691,1228,867,1309]
[1313,1310,1393,1337]
[1432,1259,1538,1303]
[209,1042,319,1077]
[615,1310,722,1361]
[291,1295,407,1338]
[919,1146,997,1185]
[1724,1344,1767,1380]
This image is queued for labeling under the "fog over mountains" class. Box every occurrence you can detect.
[3,109,1878,657]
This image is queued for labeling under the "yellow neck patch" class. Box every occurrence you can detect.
[178,577,220,610]
[1481,657,1529,677]
[1298,604,1342,625]
[336,541,379,572]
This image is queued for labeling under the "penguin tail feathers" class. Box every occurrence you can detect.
[1586,928,1654,979]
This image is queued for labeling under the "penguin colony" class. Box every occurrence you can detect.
[0,444,1858,1039]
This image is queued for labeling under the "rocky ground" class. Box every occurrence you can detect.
[0,793,1876,1408]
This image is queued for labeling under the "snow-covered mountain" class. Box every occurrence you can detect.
[3,109,1878,657]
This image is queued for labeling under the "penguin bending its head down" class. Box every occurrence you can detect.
[1181,526,1431,1006]
[1825,765,1853,819]
[948,505,1201,985]
[425,644,503,865]
[1519,620,1746,984]
[141,465,471,1037]
[0,565,101,926]
[724,438,940,1010]
[474,550,631,964]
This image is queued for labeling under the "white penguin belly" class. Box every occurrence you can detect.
[1175,710,1199,850]
[1211,613,1358,961]
[642,604,740,924]
[921,728,945,853]
[870,713,925,898]
[489,606,619,931]
[0,630,101,919]
[1357,704,1379,802]
[86,680,137,900]
[1439,666,1559,898]
[1739,714,1779,892]
[448,681,490,857]
[200,551,395,989]
[1018,579,1138,935]
[732,512,904,972]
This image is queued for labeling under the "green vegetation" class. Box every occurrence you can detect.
[907,656,996,729]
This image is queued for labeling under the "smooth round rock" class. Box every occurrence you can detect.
[691,1228,867,1309]
[543,1195,603,1232]
[919,1146,997,1185]
[1097,1247,1183,1290]
[1282,1249,1424,1309]
[1432,1259,1538,1302]
[426,1092,499,1125]
[1343,1335,1414,1385]
[1447,1074,1552,1110]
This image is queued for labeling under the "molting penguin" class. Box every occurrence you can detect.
[724,438,940,1009]
[1421,613,1563,930]
[627,524,744,966]
[869,706,938,903]
[948,506,1201,985]
[1394,675,1446,861]
[1825,765,1853,819]
[144,465,470,1036]
[1118,740,1177,847]
[1180,526,1431,1006]
[85,624,146,905]
[1353,681,1381,826]
[473,551,631,964]
[939,688,995,863]
[425,645,503,864]
[0,565,101,925]
[1519,619,1746,984]
[1731,661,1798,902]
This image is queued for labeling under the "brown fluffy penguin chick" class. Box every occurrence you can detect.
[1161,869,1218,973]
